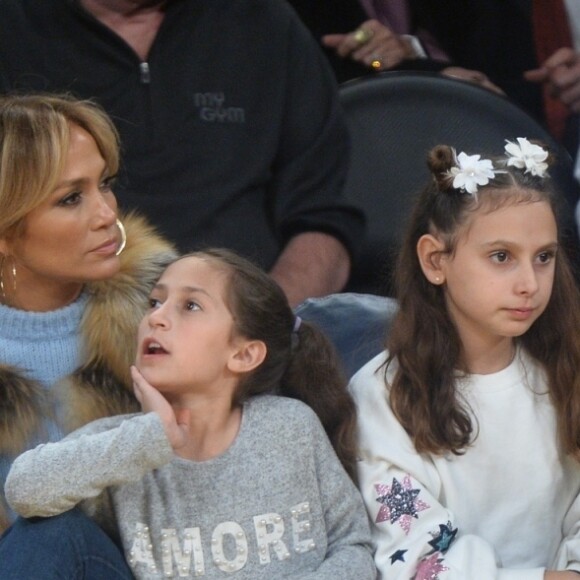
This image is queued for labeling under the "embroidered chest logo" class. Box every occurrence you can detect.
[127,501,315,576]
[193,93,245,123]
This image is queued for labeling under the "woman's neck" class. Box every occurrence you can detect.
[2,282,83,312]
[170,394,243,462]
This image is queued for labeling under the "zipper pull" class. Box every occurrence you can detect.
[140,62,151,84]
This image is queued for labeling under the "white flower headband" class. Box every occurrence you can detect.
[504,137,549,177]
[446,137,549,196]
[448,151,495,195]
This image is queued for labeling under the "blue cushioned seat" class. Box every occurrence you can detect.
[295,292,397,378]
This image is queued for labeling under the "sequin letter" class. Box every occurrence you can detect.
[375,475,430,534]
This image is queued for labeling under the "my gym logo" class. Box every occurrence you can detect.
[193,92,245,123]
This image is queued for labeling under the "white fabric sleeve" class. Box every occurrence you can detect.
[551,486,580,572]
[5,413,173,518]
[402,34,427,58]
[349,358,545,580]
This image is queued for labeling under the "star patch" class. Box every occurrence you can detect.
[390,549,408,564]
[412,552,449,580]
[428,522,457,553]
[375,475,430,534]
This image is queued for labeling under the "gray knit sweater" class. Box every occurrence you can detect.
[6,395,376,579]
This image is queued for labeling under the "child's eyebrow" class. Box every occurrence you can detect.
[481,240,558,251]
[181,285,211,297]
[153,283,213,299]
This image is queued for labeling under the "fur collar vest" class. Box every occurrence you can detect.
[0,213,177,457]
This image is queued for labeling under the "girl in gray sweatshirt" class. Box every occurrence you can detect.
[3,249,376,580]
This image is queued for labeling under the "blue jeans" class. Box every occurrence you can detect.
[0,508,133,579]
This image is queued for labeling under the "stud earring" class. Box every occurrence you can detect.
[115,218,127,256]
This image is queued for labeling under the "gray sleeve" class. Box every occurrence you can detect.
[5,413,173,518]
[294,413,377,579]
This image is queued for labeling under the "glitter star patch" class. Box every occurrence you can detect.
[428,522,457,554]
[412,553,448,580]
[375,475,430,534]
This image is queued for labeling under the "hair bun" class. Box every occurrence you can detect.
[427,145,456,191]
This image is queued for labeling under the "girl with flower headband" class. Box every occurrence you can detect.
[1,249,375,580]
[350,138,580,579]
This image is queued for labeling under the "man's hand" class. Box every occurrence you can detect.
[441,66,504,95]
[525,47,580,113]
[322,19,418,71]
[544,571,580,579]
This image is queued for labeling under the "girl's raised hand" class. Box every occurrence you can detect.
[130,365,190,452]
[544,571,580,579]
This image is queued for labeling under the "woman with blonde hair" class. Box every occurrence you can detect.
[0,93,176,535]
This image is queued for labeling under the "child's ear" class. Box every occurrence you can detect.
[417,234,446,286]
[228,339,267,374]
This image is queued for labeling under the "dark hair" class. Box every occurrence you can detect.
[181,249,358,479]
[387,142,580,458]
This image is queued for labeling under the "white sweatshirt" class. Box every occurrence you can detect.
[350,349,580,579]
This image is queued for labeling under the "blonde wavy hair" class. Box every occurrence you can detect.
[0,93,120,240]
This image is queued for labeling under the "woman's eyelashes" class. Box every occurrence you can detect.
[99,175,116,192]
[147,297,202,312]
[57,190,82,207]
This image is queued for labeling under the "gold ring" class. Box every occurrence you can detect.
[371,56,383,70]
[353,28,373,45]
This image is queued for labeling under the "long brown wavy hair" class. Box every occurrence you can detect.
[387,142,580,458]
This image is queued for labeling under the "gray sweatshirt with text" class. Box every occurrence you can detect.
[6,395,376,579]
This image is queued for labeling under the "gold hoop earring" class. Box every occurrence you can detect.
[0,255,6,303]
[0,255,16,305]
[115,218,127,256]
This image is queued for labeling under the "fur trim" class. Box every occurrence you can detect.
[0,213,177,451]
[0,366,49,455]
[0,503,9,535]
[82,213,177,384]
[57,362,140,433]
[64,212,177,429]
